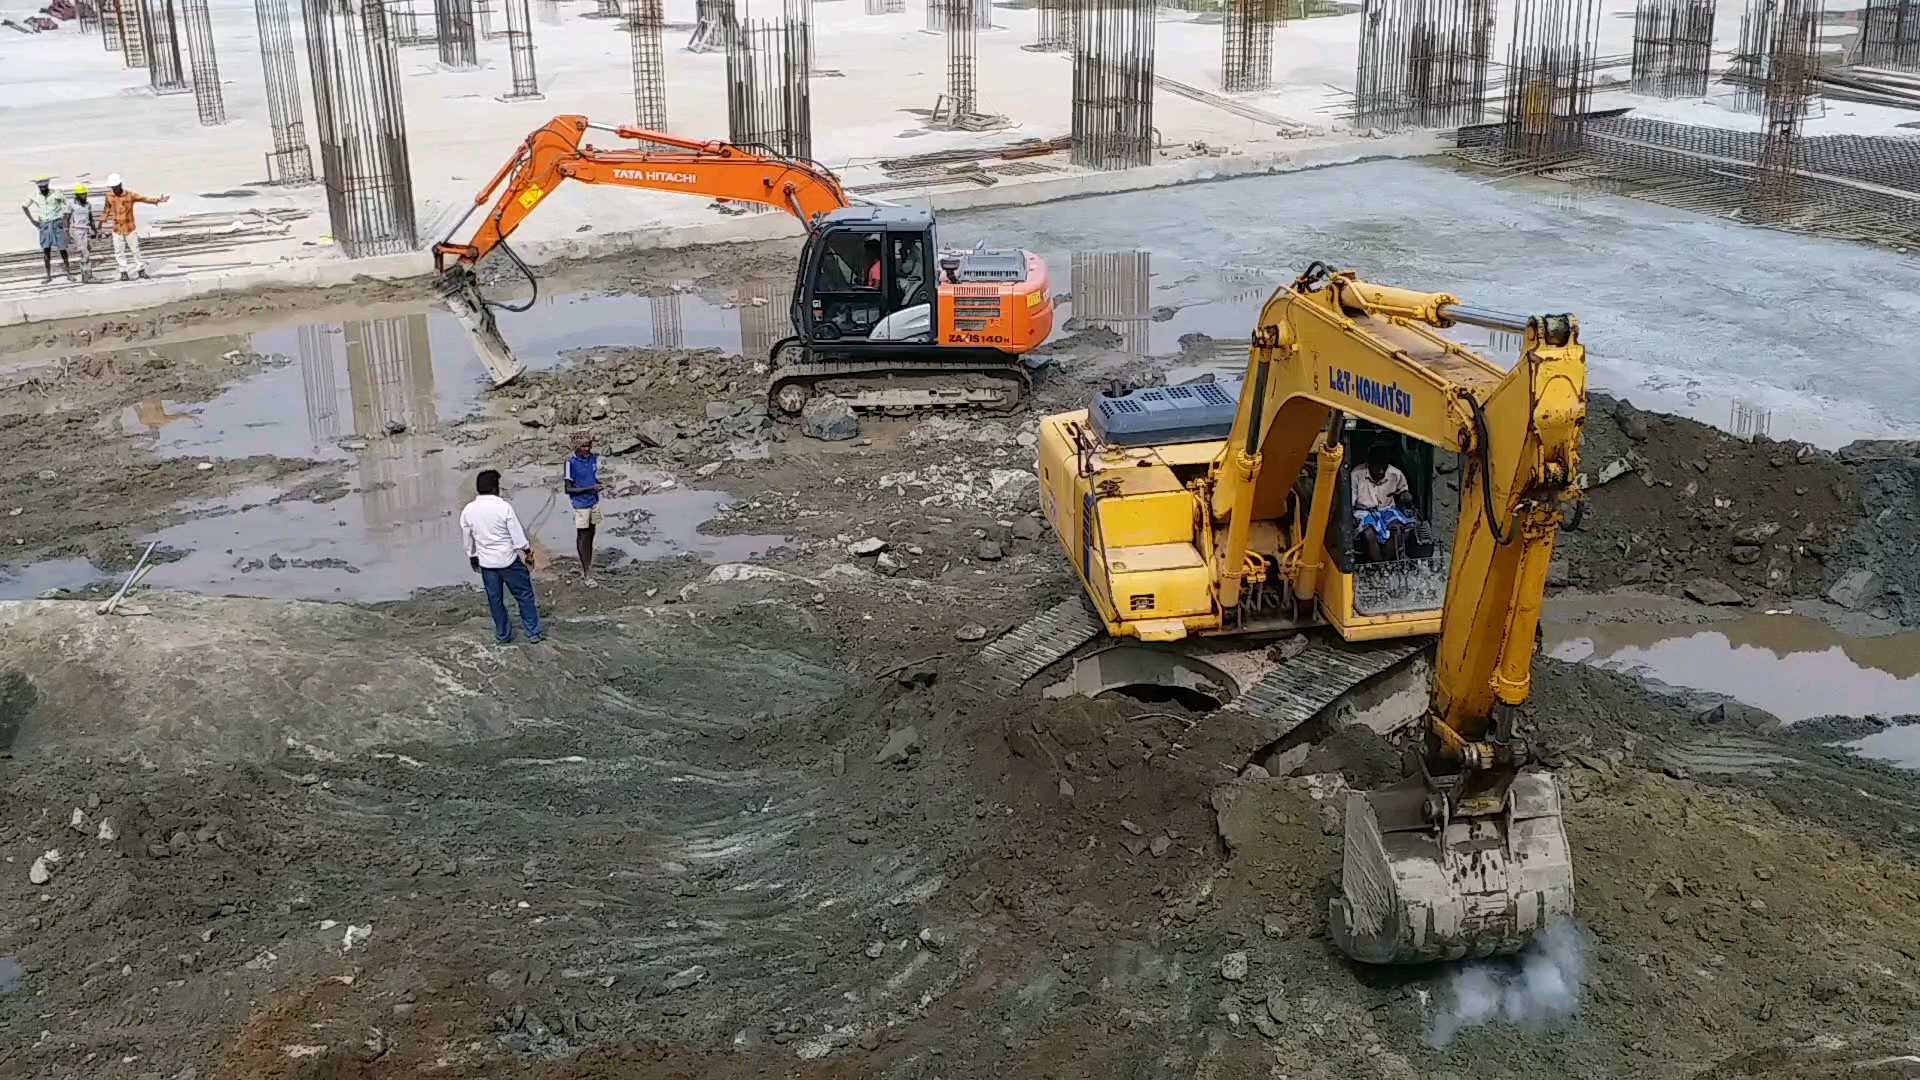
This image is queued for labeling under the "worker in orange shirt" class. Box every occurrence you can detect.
[101,173,169,281]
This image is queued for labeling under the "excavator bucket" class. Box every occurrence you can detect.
[1330,770,1574,964]
[438,268,526,389]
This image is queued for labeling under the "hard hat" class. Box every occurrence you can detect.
[73,183,88,195]
[107,173,123,187]
[32,174,51,184]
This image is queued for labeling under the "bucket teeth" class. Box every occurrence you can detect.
[1330,769,1574,965]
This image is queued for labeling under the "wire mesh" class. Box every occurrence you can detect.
[1070,0,1155,169]
[435,0,478,66]
[726,19,813,160]
[142,0,191,94]
[102,0,123,49]
[180,0,225,124]
[630,0,667,129]
[257,0,316,182]
[79,1,100,31]
[690,0,735,50]
[1501,0,1602,158]
[1036,0,1070,48]
[1355,0,1493,126]
[1630,0,1715,96]
[865,0,904,13]
[304,0,418,256]
[946,0,979,117]
[1858,0,1918,70]
[118,0,147,65]
[502,0,541,98]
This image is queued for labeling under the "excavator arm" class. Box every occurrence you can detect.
[432,115,852,387]
[1211,264,1586,963]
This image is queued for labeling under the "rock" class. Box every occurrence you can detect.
[1613,402,1650,442]
[1120,837,1149,857]
[1827,569,1881,611]
[1262,913,1288,940]
[1729,545,1762,565]
[704,400,740,422]
[28,856,51,885]
[801,395,861,442]
[1057,778,1075,800]
[267,554,287,570]
[69,809,88,833]
[86,794,99,810]
[1684,578,1744,606]
[1239,764,1271,781]
[665,964,709,991]
[1119,819,1144,836]
[1689,458,1710,474]
[875,552,902,575]
[918,927,950,952]
[1734,521,1781,544]
[695,462,723,478]
[727,439,770,462]
[955,623,990,642]
[848,537,888,557]
[864,941,885,959]
[1267,636,1310,661]
[519,407,555,429]
[1253,1014,1281,1039]
[1011,516,1044,542]
[873,725,921,765]
[195,461,215,472]
[631,418,679,449]
[1218,951,1249,982]
[1016,430,1038,449]
[1594,458,1635,486]
[988,468,1040,503]
[974,540,1004,562]
[486,968,516,991]
[1661,907,1682,925]
[1149,835,1171,858]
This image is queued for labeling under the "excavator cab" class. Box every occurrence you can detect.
[1305,421,1447,634]
[791,208,939,349]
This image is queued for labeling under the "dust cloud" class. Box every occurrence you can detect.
[1424,920,1589,1048]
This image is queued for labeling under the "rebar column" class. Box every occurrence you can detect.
[1355,0,1493,128]
[1501,0,1601,159]
[80,0,100,32]
[142,0,190,92]
[118,0,147,65]
[389,0,439,45]
[303,0,419,256]
[1858,0,1917,70]
[786,0,816,65]
[435,0,478,66]
[102,0,123,49]
[501,0,542,98]
[181,0,225,125]
[945,0,978,118]
[1751,0,1821,216]
[1036,0,1070,47]
[726,19,812,159]
[256,0,316,182]
[690,0,735,50]
[1070,0,1155,170]
[1221,0,1279,92]
[629,0,666,128]
[1071,251,1150,355]
[650,294,685,348]
[865,0,903,13]
[1630,0,1715,97]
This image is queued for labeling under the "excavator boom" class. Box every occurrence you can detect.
[432,115,852,387]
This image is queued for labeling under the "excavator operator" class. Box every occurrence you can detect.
[863,237,883,290]
[1352,441,1415,563]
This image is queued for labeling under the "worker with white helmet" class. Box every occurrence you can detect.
[100,172,169,281]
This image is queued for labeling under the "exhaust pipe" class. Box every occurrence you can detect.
[438,268,526,389]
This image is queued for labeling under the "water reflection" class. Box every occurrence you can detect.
[1071,250,1151,356]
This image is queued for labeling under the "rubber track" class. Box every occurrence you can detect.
[765,356,1031,415]
[974,598,1106,694]
[1227,637,1429,738]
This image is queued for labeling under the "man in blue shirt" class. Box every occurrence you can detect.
[564,432,602,585]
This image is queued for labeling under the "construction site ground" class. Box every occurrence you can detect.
[3,165,1920,1079]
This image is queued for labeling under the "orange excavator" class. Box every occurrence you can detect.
[434,115,1056,416]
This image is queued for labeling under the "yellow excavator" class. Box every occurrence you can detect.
[1011,263,1587,963]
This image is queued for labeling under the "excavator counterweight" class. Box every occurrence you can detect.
[1024,263,1586,964]
[434,115,1054,411]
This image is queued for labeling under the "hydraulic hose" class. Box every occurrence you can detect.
[1466,394,1514,547]
[486,237,539,314]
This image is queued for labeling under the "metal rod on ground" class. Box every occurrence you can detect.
[98,542,158,615]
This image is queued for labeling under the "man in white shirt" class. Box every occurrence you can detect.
[460,469,545,644]
[1351,442,1414,563]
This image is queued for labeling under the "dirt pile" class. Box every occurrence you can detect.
[1555,394,1913,622]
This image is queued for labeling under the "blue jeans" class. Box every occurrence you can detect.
[480,559,543,642]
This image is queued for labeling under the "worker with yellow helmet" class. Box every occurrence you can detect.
[66,182,97,284]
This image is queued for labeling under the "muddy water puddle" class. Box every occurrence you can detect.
[131,465,785,602]
[1545,611,1920,768]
